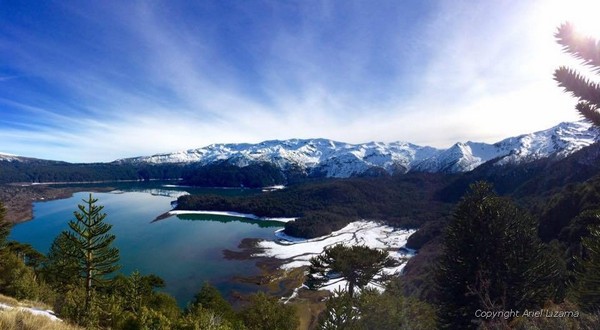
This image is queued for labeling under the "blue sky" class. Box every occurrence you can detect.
[1,0,598,162]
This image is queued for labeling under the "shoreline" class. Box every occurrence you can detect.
[10,178,179,186]
[167,210,296,223]
[253,220,416,292]
[229,220,416,295]
[227,220,416,328]
[0,184,115,223]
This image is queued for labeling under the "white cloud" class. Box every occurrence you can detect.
[0,1,595,162]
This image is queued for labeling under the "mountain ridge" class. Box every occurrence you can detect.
[113,121,600,177]
[2,121,598,180]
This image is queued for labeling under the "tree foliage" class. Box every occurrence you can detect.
[573,215,600,312]
[62,194,120,324]
[182,161,286,188]
[436,182,560,329]
[318,289,360,330]
[240,292,298,330]
[307,244,395,297]
[554,22,600,125]
[178,173,451,238]
[190,282,237,324]
[43,232,81,294]
[0,201,9,248]
[318,285,437,330]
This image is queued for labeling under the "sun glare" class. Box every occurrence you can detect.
[557,0,600,37]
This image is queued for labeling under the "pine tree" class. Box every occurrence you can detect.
[63,194,120,322]
[43,232,81,291]
[0,201,12,284]
[0,201,9,248]
[574,220,600,312]
[436,182,560,329]
[240,292,299,330]
[554,22,600,125]
[317,289,360,330]
[190,282,236,323]
[308,244,395,298]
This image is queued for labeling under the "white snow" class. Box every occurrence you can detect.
[0,152,21,162]
[115,121,600,176]
[0,302,62,322]
[254,221,416,296]
[255,220,415,271]
[167,210,296,223]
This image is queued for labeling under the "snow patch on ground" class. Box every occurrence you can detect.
[0,303,62,322]
[255,221,416,294]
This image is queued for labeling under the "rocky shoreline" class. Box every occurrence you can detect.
[224,236,330,329]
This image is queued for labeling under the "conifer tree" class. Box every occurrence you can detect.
[0,201,13,291]
[554,22,600,125]
[240,292,299,330]
[307,244,395,298]
[0,202,9,248]
[190,282,236,323]
[555,23,600,312]
[63,194,120,322]
[43,232,81,292]
[317,289,360,330]
[574,221,600,312]
[436,182,559,329]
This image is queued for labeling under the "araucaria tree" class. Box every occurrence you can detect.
[554,22,600,125]
[307,244,395,297]
[64,194,120,318]
[573,219,600,312]
[436,182,559,329]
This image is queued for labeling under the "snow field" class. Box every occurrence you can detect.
[254,221,417,294]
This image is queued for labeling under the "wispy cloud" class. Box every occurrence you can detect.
[0,0,593,162]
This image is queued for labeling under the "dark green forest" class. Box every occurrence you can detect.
[0,159,287,188]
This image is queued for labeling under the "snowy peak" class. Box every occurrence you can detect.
[413,141,500,173]
[495,121,599,165]
[0,152,22,162]
[115,121,600,178]
[414,121,599,173]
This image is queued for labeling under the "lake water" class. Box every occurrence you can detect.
[8,183,283,306]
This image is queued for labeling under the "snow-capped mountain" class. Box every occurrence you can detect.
[0,152,21,162]
[115,121,600,178]
[413,121,599,172]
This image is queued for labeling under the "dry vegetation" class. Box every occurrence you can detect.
[0,294,82,330]
[0,294,51,311]
[0,309,82,330]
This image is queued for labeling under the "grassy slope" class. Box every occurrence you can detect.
[0,294,82,330]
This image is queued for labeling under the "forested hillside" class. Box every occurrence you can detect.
[0,159,182,184]
[177,173,453,238]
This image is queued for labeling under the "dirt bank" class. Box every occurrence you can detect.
[0,184,113,223]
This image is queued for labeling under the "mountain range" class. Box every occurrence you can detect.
[1,121,598,185]
[114,121,600,178]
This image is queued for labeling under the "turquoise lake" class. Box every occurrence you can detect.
[8,184,284,306]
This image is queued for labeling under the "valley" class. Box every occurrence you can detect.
[3,121,600,328]
[5,2,600,327]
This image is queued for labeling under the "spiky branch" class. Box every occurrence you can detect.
[554,23,600,126]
